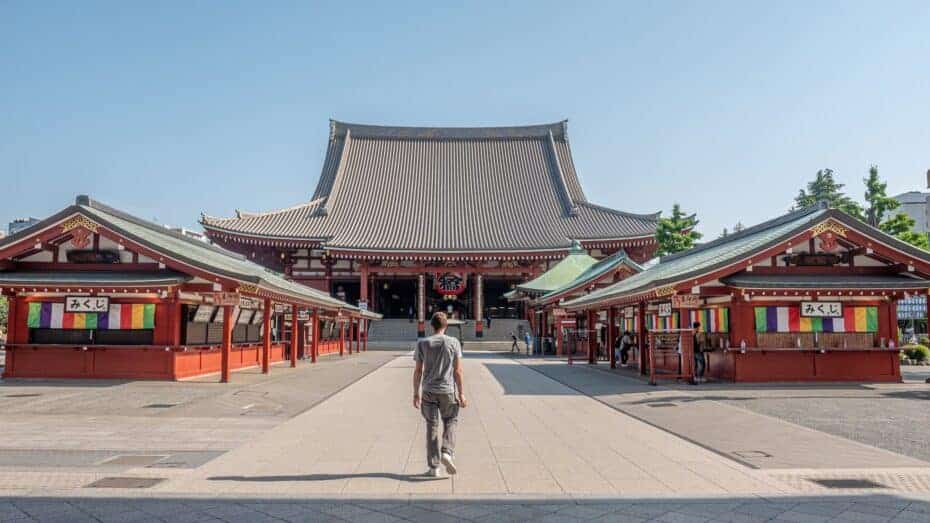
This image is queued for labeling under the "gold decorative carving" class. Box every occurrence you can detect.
[809,221,847,238]
[60,215,99,234]
[238,283,259,294]
[654,285,677,297]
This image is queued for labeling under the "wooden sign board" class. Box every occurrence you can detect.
[297,310,311,322]
[801,301,842,318]
[657,302,673,317]
[623,307,635,319]
[207,292,239,306]
[671,294,701,308]
[65,296,109,313]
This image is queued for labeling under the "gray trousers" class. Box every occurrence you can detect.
[420,391,459,469]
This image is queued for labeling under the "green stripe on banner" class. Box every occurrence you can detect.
[27,303,41,328]
[810,317,823,333]
[754,307,767,332]
[142,304,155,329]
[866,307,878,333]
[84,313,98,330]
[722,308,730,333]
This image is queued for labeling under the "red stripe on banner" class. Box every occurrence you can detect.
[120,306,133,329]
[788,307,800,332]
[62,312,75,329]
[843,306,856,329]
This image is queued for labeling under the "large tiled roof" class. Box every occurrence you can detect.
[201,120,659,252]
[0,196,379,318]
[564,202,930,310]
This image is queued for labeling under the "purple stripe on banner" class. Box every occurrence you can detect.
[766,307,778,332]
[822,318,834,333]
[40,303,52,328]
[97,311,108,330]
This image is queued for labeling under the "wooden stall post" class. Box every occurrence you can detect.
[339,319,346,356]
[607,307,617,369]
[221,304,233,383]
[311,309,319,363]
[262,298,271,374]
[290,305,298,368]
[348,319,354,355]
[587,309,597,364]
[638,302,647,375]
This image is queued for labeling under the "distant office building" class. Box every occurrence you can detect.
[8,218,39,236]
[892,191,930,234]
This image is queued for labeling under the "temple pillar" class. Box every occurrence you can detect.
[637,302,647,375]
[417,273,426,337]
[311,309,319,363]
[608,307,617,369]
[474,273,484,338]
[262,298,271,374]
[587,309,597,364]
[221,304,233,383]
[290,305,298,368]
[359,263,369,308]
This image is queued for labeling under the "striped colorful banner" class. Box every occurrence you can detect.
[27,303,156,330]
[621,317,637,332]
[689,309,730,333]
[647,313,679,331]
[753,306,877,333]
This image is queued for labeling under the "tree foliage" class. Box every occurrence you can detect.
[794,166,928,250]
[794,169,864,219]
[863,165,900,227]
[656,203,702,257]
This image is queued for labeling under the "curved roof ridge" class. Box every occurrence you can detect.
[576,201,661,221]
[329,119,569,141]
[202,198,326,225]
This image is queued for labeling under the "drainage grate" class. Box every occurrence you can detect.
[4,394,41,398]
[809,478,886,489]
[99,455,167,467]
[647,402,678,408]
[85,477,165,489]
[142,403,177,409]
[733,450,773,459]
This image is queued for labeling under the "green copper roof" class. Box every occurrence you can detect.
[515,240,598,294]
[537,250,643,304]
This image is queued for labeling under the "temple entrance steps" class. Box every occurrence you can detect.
[366,318,531,342]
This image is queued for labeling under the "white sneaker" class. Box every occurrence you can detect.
[426,467,442,478]
[440,452,457,475]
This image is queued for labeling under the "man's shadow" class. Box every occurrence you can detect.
[209,472,445,483]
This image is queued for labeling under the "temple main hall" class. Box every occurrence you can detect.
[202,120,659,337]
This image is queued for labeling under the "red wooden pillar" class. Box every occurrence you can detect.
[474,273,484,338]
[587,309,597,364]
[221,305,233,383]
[339,319,346,356]
[360,263,369,306]
[889,299,899,346]
[637,302,647,375]
[556,316,563,356]
[311,309,320,363]
[262,298,271,374]
[290,305,298,368]
[608,306,617,369]
[347,319,354,355]
[417,274,426,337]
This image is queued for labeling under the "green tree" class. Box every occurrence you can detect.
[656,203,702,257]
[880,212,930,249]
[794,168,864,219]
[863,165,900,227]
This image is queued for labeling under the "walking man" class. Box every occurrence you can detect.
[413,312,467,477]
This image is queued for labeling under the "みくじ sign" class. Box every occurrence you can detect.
[65,296,110,313]
[800,301,842,318]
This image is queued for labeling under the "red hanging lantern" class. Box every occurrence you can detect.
[434,272,466,296]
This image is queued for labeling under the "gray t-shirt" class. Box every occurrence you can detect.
[415,334,462,394]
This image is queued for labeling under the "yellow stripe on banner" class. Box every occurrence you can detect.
[798,317,812,333]
[854,307,867,332]
[73,313,85,329]
[131,304,144,329]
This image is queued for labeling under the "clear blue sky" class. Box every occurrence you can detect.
[2,1,929,238]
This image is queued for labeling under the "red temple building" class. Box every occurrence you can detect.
[0,196,378,381]
[562,203,930,383]
[202,121,659,337]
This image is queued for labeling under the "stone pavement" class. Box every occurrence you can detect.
[158,352,788,497]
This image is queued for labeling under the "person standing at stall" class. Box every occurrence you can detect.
[692,322,706,383]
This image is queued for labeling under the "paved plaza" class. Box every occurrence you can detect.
[1,349,930,521]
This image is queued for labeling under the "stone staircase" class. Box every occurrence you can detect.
[367,318,531,343]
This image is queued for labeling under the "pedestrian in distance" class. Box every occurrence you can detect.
[510,331,519,353]
[413,312,467,478]
[692,322,706,383]
[619,330,633,367]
